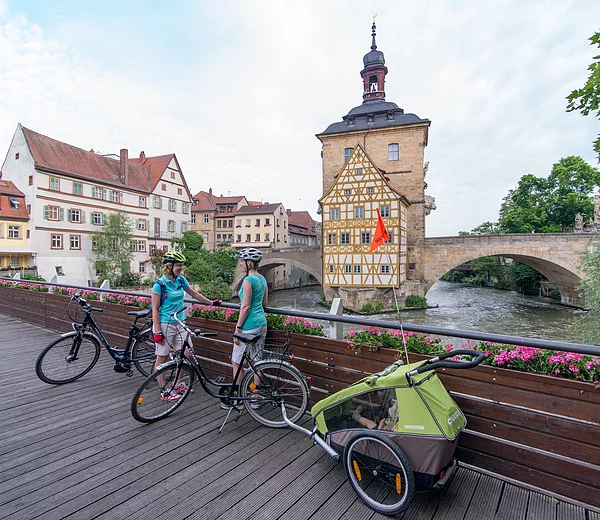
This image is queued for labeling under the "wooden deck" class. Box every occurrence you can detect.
[1,315,598,520]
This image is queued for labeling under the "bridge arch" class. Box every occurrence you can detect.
[423,234,598,308]
[231,247,322,291]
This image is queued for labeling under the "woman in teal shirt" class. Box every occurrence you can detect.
[231,248,268,388]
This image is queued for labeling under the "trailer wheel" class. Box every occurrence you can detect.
[343,432,415,516]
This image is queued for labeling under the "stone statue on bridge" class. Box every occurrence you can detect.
[574,212,584,232]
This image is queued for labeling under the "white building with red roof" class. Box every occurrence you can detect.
[0,124,194,285]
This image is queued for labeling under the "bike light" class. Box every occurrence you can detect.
[290,354,295,364]
[306,376,312,386]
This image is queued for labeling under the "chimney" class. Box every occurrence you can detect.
[119,149,129,184]
[287,209,292,217]
[139,151,146,161]
[209,188,212,196]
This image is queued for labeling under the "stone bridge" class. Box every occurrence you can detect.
[234,235,598,307]
[232,246,322,291]
[423,234,599,307]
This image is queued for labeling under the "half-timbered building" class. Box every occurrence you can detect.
[320,144,408,288]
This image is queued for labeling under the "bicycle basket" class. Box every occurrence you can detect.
[263,329,292,361]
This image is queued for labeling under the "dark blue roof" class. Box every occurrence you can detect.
[317,100,430,136]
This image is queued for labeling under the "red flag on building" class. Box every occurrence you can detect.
[369,208,390,252]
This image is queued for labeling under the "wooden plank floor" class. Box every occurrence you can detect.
[0,314,596,520]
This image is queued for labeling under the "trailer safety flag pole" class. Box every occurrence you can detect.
[370,208,409,364]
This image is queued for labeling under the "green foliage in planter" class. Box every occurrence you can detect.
[405,295,428,308]
[22,275,46,282]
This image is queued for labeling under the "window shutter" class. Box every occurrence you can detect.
[43,205,49,219]
[146,219,149,230]
[67,209,72,222]
[102,213,107,225]
[120,192,124,203]
[59,208,64,221]
[159,198,163,209]
[81,211,86,224]
[104,188,109,200]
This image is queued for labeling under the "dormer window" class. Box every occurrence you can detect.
[387,111,395,121]
[367,114,375,123]
[8,197,19,209]
[348,117,355,126]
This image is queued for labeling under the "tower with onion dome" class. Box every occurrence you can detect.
[317,22,434,309]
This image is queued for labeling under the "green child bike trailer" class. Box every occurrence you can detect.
[283,349,485,517]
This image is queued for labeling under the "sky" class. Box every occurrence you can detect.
[0,0,598,237]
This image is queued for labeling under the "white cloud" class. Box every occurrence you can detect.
[0,0,599,231]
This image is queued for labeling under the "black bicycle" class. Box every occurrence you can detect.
[131,309,310,429]
[35,290,156,384]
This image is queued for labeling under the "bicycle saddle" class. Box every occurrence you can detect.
[127,309,151,317]
[233,332,262,343]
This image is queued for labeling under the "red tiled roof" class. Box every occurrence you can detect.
[22,127,188,197]
[289,210,318,230]
[0,188,28,220]
[191,191,216,212]
[22,127,151,192]
[214,195,245,204]
[236,203,282,215]
[0,180,25,197]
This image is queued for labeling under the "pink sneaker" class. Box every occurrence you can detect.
[174,383,194,395]
[160,390,181,401]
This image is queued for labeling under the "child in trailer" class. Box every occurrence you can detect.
[352,398,399,431]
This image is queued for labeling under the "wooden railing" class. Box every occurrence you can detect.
[1,285,599,508]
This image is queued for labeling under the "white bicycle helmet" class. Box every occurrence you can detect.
[236,247,262,262]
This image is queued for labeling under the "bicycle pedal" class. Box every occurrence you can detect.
[126,370,134,377]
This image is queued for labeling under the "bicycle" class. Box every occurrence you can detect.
[130,309,310,429]
[35,290,157,384]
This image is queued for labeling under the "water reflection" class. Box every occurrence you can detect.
[267,281,583,343]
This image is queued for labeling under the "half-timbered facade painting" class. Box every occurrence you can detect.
[320,143,408,288]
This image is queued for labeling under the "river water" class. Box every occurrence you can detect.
[267,281,584,343]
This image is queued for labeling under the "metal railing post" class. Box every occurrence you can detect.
[329,298,344,340]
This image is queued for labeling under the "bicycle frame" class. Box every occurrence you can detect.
[69,299,153,366]
[162,314,285,406]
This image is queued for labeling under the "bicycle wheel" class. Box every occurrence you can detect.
[35,332,101,384]
[343,432,415,516]
[132,333,156,377]
[131,362,194,423]
[239,360,309,428]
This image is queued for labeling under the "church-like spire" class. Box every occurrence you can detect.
[361,22,388,102]
[371,21,377,50]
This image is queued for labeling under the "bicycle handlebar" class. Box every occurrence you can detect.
[69,289,102,312]
[407,349,487,377]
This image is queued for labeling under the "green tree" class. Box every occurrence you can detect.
[170,231,236,300]
[458,221,501,236]
[91,210,134,282]
[498,157,600,233]
[570,244,600,344]
[566,31,600,159]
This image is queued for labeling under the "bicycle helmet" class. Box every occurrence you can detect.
[236,247,262,262]
[162,251,186,264]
